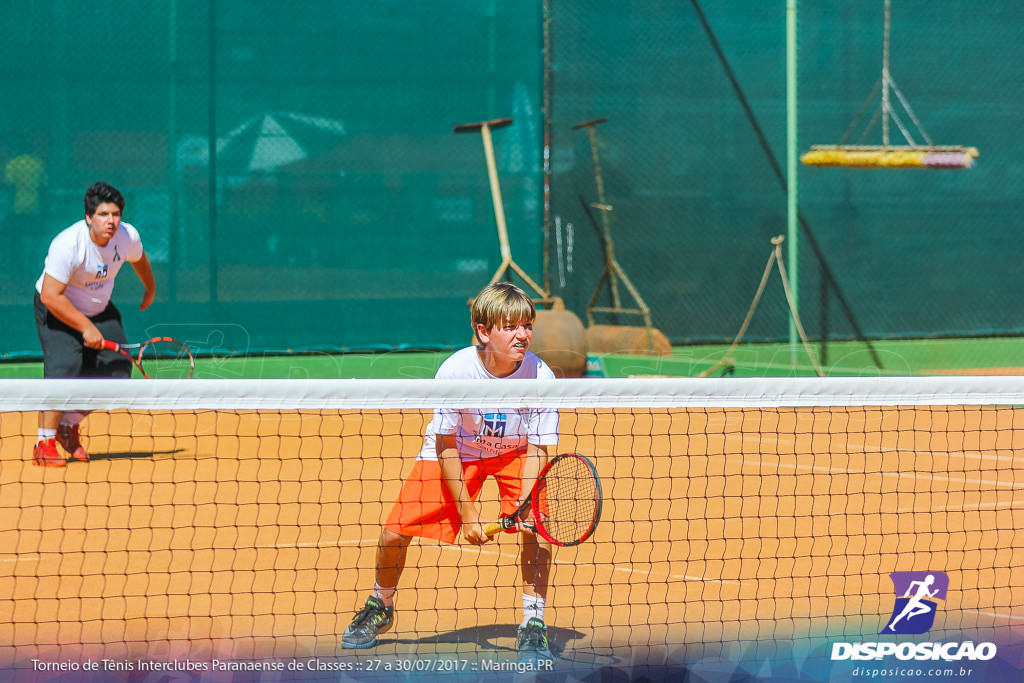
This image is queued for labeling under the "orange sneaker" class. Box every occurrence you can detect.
[56,423,89,462]
[32,439,66,467]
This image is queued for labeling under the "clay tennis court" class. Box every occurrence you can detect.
[1,404,1022,672]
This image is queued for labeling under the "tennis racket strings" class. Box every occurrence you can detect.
[535,453,602,546]
[138,339,195,378]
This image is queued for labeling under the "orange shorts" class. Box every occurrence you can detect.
[385,452,526,544]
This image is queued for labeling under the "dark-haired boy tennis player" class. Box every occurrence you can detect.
[31,181,155,467]
[342,281,558,664]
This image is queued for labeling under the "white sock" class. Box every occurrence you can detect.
[61,411,85,427]
[38,428,56,442]
[522,594,545,626]
[373,583,396,608]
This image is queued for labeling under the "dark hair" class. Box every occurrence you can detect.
[84,182,125,216]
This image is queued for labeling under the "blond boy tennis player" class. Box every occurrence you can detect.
[342,282,559,664]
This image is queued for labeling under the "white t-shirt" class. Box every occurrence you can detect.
[35,220,144,316]
[418,346,560,462]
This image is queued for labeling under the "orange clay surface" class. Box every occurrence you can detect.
[1,406,1022,669]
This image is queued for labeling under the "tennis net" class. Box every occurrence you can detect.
[2,376,1022,681]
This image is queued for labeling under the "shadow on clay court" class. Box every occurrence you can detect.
[392,624,586,657]
[68,449,187,462]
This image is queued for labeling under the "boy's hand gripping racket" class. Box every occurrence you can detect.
[484,452,603,547]
[103,337,195,379]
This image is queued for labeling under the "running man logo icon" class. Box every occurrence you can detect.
[882,571,949,635]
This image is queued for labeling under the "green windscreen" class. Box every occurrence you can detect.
[2,1,1021,361]
[1,1,543,358]
[547,1,1020,352]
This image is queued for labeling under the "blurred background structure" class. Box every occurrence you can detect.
[1,1,1018,359]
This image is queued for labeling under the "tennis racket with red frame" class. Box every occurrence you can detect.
[484,452,603,547]
[103,337,195,379]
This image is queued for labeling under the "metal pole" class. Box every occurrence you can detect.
[208,0,218,306]
[786,0,799,360]
[882,0,891,147]
[541,0,553,294]
[168,0,178,305]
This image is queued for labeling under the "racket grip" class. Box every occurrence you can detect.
[102,340,120,351]
[483,516,518,537]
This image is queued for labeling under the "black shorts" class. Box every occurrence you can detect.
[34,291,132,379]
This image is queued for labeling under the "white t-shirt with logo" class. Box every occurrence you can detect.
[418,346,560,462]
[35,220,144,316]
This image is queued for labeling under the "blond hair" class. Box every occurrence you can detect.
[471,281,536,334]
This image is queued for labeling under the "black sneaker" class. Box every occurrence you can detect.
[341,596,394,649]
[517,617,554,664]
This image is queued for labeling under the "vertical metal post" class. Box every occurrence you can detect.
[541,0,553,293]
[207,0,218,306]
[786,0,799,361]
[168,0,178,304]
[882,0,891,147]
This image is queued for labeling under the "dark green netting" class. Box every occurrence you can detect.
[2,1,1019,359]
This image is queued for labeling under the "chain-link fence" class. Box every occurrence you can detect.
[548,0,1020,357]
[2,1,1019,357]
